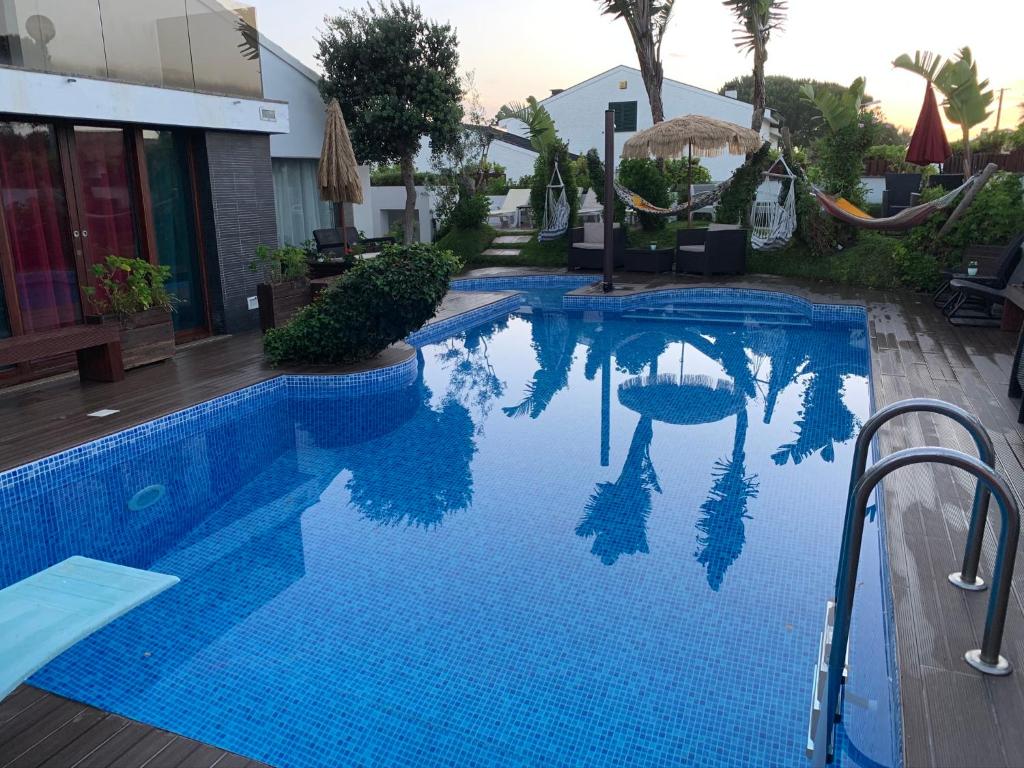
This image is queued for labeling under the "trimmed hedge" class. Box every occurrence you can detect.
[264,243,461,365]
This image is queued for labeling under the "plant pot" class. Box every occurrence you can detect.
[308,260,352,279]
[116,308,175,370]
[257,278,311,332]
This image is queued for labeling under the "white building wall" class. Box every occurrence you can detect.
[500,65,773,182]
[364,186,436,242]
[260,37,326,159]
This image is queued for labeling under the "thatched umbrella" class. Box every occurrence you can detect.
[318,99,363,248]
[622,115,764,223]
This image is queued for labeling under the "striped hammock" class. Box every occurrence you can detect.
[614,180,728,217]
[811,176,975,231]
[538,164,570,241]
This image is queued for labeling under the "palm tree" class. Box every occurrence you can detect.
[495,96,558,152]
[593,1,676,124]
[722,0,787,133]
[893,48,994,178]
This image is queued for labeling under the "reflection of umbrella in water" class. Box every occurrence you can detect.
[618,373,745,426]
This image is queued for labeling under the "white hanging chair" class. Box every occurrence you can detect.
[750,156,797,251]
[538,164,570,242]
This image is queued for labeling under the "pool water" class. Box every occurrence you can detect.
[1,282,898,767]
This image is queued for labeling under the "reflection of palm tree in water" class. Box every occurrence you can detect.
[680,329,760,590]
[437,317,507,434]
[771,333,866,465]
[504,311,582,419]
[344,359,477,528]
[577,415,661,564]
[695,407,759,590]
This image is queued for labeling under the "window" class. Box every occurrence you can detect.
[271,159,337,247]
[609,101,638,133]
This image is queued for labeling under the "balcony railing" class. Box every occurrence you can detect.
[0,0,262,99]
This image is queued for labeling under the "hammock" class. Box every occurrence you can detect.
[750,157,798,251]
[811,175,975,231]
[614,179,728,217]
[538,164,570,241]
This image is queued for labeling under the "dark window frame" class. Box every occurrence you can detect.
[609,101,638,132]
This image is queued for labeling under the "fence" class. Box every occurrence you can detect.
[943,150,1024,175]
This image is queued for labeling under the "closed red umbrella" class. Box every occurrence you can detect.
[906,83,952,166]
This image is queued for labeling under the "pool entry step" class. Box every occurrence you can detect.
[806,398,1021,764]
[621,301,812,327]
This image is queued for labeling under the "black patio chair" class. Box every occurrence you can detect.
[675,226,747,277]
[567,223,625,270]
[928,174,964,193]
[934,232,1024,307]
[882,173,922,217]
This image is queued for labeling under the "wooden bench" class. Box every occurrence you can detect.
[0,319,125,382]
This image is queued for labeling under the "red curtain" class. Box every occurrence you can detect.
[71,128,138,269]
[0,122,81,332]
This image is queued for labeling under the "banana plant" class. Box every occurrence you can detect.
[799,77,866,133]
[495,96,558,154]
[893,47,994,177]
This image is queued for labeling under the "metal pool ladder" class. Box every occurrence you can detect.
[807,398,1021,764]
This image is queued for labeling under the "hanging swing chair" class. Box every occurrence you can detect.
[538,164,570,241]
[750,156,798,251]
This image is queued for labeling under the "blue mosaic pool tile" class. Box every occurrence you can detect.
[407,294,525,347]
[1,279,898,768]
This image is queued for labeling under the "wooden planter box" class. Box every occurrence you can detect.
[117,308,175,370]
[257,278,311,332]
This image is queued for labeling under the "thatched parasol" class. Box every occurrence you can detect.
[318,99,363,246]
[622,115,764,223]
[622,115,764,160]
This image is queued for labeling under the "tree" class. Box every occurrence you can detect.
[495,96,558,153]
[317,2,463,243]
[593,1,676,123]
[721,0,787,132]
[893,48,994,178]
[719,75,869,147]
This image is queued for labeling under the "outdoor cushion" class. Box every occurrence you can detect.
[679,245,706,253]
[574,242,604,250]
[708,223,741,231]
[0,556,179,701]
[583,222,604,245]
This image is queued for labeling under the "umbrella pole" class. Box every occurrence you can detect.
[338,203,348,251]
[603,109,614,292]
[687,142,693,227]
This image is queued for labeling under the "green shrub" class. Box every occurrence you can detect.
[618,158,670,231]
[716,142,772,226]
[664,157,712,202]
[264,243,461,365]
[435,225,495,263]
[585,148,605,203]
[449,191,491,230]
[250,244,309,283]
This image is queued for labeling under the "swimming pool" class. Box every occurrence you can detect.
[1,278,898,767]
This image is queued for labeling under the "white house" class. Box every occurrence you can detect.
[498,65,777,182]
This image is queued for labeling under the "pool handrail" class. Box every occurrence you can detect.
[814,446,1020,764]
[839,398,995,595]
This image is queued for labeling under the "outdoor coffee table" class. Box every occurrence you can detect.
[624,246,675,273]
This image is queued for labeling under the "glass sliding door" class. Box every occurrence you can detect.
[142,129,207,334]
[0,121,82,332]
[69,126,140,270]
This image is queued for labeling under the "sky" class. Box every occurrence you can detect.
[255,0,1024,135]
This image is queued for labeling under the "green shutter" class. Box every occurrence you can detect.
[608,101,638,132]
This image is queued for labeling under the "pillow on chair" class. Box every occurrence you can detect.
[583,222,604,245]
[708,223,741,231]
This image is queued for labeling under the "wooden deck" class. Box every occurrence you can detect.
[0,685,270,768]
[3,271,1024,767]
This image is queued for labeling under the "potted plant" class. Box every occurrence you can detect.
[250,244,310,332]
[85,255,176,369]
